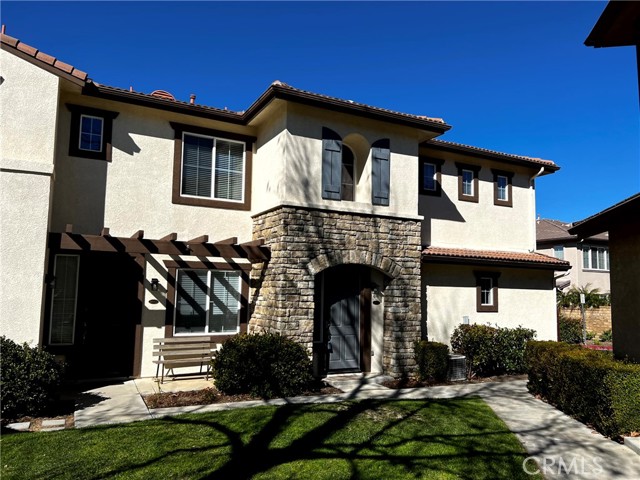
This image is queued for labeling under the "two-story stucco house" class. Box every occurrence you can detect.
[536,218,610,293]
[0,32,569,379]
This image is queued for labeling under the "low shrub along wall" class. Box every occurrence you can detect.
[414,341,449,382]
[558,315,583,344]
[0,336,63,419]
[450,325,536,378]
[211,333,313,399]
[525,341,640,438]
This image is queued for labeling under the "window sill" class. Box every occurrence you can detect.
[582,269,610,273]
[172,193,251,211]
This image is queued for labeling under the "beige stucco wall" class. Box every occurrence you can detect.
[51,92,255,241]
[537,244,610,293]
[609,223,640,363]
[420,148,539,252]
[278,103,423,220]
[251,101,288,214]
[422,263,557,346]
[0,50,60,344]
[139,253,252,377]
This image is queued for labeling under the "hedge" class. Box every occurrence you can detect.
[211,333,313,399]
[525,341,640,438]
[558,315,583,344]
[1,336,63,419]
[450,324,536,378]
[414,341,449,382]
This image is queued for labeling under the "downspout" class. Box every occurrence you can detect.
[530,167,545,251]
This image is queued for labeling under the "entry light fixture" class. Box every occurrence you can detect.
[371,283,383,305]
[151,278,160,292]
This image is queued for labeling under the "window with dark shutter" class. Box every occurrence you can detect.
[371,139,390,206]
[322,127,342,200]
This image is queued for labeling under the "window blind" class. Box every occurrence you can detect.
[182,134,213,197]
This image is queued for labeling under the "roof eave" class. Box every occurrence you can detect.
[244,84,452,133]
[421,254,571,271]
[423,140,559,173]
[84,83,246,125]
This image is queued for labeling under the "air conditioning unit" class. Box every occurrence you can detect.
[448,354,466,381]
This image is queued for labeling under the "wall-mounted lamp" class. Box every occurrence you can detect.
[151,278,160,292]
[463,316,470,325]
[371,283,383,305]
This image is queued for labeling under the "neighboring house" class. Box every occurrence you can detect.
[584,0,640,105]
[569,193,640,362]
[536,218,610,293]
[0,32,569,380]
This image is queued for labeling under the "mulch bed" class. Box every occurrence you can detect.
[143,382,343,409]
[381,374,528,390]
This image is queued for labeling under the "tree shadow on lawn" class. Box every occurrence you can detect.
[100,398,539,480]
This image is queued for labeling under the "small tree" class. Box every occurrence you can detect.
[557,284,610,309]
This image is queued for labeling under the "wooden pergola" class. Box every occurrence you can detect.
[47,224,270,262]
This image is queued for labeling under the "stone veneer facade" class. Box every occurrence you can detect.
[250,206,423,376]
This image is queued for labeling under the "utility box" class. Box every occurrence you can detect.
[448,354,466,381]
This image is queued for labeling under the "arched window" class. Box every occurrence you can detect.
[341,145,355,201]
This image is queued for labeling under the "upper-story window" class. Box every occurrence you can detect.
[181,133,245,202]
[553,245,565,260]
[419,158,443,196]
[462,170,474,195]
[321,128,390,206]
[79,115,104,152]
[67,104,119,161]
[582,245,609,271]
[170,122,254,211]
[492,169,514,207]
[456,163,480,203]
[341,145,355,201]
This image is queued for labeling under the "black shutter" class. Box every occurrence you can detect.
[322,128,342,200]
[372,139,390,206]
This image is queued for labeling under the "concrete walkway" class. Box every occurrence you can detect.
[71,377,639,479]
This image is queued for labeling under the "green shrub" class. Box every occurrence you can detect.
[586,331,596,341]
[451,324,496,378]
[211,333,313,399]
[558,315,583,344]
[1,336,63,419]
[525,341,640,438]
[494,327,537,374]
[450,324,536,378]
[414,341,449,382]
[599,329,612,343]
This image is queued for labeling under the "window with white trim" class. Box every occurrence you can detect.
[553,245,564,260]
[79,115,104,152]
[462,169,474,196]
[174,269,241,335]
[423,162,437,192]
[181,133,245,202]
[496,175,508,201]
[582,245,609,271]
[49,255,80,345]
[480,277,494,306]
[475,271,499,312]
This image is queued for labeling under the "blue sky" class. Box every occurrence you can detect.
[3,1,638,222]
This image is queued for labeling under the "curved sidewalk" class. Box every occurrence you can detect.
[74,378,639,479]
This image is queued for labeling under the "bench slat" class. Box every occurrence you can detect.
[153,337,214,344]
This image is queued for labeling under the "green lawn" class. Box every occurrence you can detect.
[1,398,539,479]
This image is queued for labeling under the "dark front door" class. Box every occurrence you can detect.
[324,266,361,371]
[74,253,140,378]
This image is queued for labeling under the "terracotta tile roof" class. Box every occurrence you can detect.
[270,80,448,125]
[0,32,88,82]
[425,138,558,171]
[536,218,608,243]
[92,83,245,119]
[422,246,570,269]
